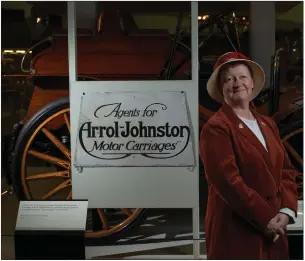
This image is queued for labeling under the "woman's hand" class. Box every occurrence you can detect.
[265,214,289,243]
[274,213,290,229]
[265,217,285,242]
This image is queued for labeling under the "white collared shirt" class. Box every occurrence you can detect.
[238,116,268,151]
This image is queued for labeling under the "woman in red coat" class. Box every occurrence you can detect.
[199,52,299,259]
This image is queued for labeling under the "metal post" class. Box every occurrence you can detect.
[191,1,200,259]
[193,207,201,259]
[68,1,78,83]
[249,2,275,89]
[191,2,199,83]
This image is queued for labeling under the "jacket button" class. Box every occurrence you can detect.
[276,191,281,197]
[267,195,273,200]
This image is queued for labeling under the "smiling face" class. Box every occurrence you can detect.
[218,63,254,105]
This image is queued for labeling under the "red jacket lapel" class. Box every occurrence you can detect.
[252,111,280,172]
[220,101,277,173]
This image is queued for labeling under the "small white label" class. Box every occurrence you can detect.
[15,201,88,231]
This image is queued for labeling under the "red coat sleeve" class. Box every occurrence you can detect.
[200,122,277,233]
[268,119,298,215]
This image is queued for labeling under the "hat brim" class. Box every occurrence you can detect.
[206,59,265,103]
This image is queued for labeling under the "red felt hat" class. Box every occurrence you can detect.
[207,52,265,102]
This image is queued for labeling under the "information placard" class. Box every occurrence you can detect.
[15,200,88,231]
[74,91,195,167]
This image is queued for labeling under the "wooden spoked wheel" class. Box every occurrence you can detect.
[12,97,145,238]
[280,120,303,200]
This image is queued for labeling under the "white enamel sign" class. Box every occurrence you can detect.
[74,91,195,167]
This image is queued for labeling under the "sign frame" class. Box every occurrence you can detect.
[68,2,200,258]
